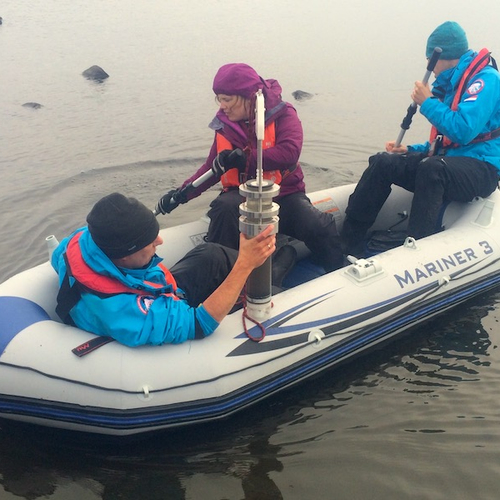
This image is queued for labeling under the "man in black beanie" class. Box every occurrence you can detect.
[86,193,161,260]
[51,192,275,346]
[341,21,500,256]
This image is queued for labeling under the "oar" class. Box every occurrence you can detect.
[394,47,442,147]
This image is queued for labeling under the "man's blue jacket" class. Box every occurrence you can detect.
[51,227,218,346]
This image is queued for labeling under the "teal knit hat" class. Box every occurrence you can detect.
[426,21,468,60]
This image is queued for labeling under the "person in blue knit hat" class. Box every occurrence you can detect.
[426,21,469,59]
[341,21,500,256]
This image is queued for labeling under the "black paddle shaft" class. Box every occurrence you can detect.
[394,47,442,147]
[153,149,246,216]
[153,169,216,216]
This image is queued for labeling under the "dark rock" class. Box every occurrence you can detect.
[22,102,43,109]
[292,90,314,101]
[82,65,109,81]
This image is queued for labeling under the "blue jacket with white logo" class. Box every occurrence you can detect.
[408,49,500,172]
[51,227,218,346]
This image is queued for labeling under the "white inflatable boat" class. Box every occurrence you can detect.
[0,183,499,435]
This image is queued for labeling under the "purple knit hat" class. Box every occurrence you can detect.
[213,63,267,98]
[213,63,284,110]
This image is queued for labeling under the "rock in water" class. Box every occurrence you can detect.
[291,90,314,101]
[82,65,109,81]
[22,102,43,109]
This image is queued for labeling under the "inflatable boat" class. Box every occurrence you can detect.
[0,183,499,436]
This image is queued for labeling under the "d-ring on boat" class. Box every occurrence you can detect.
[0,182,499,435]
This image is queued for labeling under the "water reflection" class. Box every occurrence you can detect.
[353,292,497,383]
[0,415,286,499]
[395,295,494,390]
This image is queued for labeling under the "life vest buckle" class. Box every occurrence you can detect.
[429,134,443,156]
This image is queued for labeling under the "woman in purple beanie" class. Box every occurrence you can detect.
[156,63,343,273]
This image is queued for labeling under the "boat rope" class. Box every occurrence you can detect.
[242,305,266,342]
[240,286,270,342]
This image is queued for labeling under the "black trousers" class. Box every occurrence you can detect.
[205,189,343,272]
[170,243,237,307]
[344,152,499,241]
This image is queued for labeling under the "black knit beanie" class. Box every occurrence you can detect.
[87,192,159,259]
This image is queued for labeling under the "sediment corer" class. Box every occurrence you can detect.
[394,47,442,148]
[239,89,280,321]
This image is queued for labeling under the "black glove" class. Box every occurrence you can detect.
[211,148,246,178]
[155,188,186,215]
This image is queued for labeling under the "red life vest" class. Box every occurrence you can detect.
[429,48,500,154]
[218,121,283,189]
[65,231,178,296]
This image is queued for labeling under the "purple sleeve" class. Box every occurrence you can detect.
[249,104,303,173]
[180,140,220,200]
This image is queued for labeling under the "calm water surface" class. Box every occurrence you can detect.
[1,1,500,499]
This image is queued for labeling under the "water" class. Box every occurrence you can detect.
[1,1,500,498]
